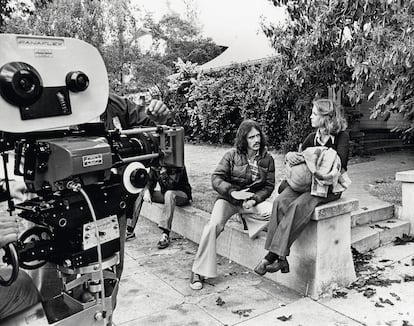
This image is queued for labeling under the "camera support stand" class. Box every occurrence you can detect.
[40,253,119,325]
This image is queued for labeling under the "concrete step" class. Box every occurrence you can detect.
[364,138,405,148]
[351,203,394,227]
[351,218,410,253]
[367,144,414,153]
[363,140,414,153]
[362,130,402,141]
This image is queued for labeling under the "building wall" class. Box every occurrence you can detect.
[358,94,409,130]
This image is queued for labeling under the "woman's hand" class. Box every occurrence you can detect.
[242,199,256,209]
[285,151,305,166]
[142,189,152,203]
[0,215,19,248]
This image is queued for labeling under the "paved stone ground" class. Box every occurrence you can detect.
[111,149,414,326]
[112,216,414,326]
[2,148,413,325]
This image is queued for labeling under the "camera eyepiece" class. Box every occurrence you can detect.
[66,71,89,92]
[0,62,43,107]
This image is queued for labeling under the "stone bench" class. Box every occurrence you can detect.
[396,170,414,233]
[140,197,358,299]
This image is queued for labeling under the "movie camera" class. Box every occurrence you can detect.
[0,34,184,325]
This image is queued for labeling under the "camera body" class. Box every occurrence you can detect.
[0,34,184,325]
[0,34,108,132]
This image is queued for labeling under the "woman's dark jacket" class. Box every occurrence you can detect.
[212,148,275,206]
[301,130,350,171]
[147,166,192,200]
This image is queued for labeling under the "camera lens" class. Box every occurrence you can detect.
[130,169,148,189]
[0,62,43,106]
[66,71,89,92]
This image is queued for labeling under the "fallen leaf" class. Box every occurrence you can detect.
[363,288,376,298]
[403,274,414,282]
[394,234,414,245]
[389,292,401,301]
[277,314,292,321]
[385,321,399,326]
[375,302,384,308]
[332,290,348,298]
[216,296,225,306]
[232,309,253,318]
[379,297,394,305]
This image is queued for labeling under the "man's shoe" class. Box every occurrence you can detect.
[157,233,170,249]
[266,258,290,273]
[189,272,204,290]
[126,231,136,241]
[254,259,270,276]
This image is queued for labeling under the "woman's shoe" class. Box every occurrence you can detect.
[266,258,290,273]
[157,233,170,249]
[189,272,204,290]
[254,259,270,276]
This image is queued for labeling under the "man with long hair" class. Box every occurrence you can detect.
[190,119,275,290]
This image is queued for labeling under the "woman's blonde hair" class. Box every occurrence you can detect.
[312,99,348,135]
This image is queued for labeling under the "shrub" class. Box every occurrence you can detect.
[165,57,313,150]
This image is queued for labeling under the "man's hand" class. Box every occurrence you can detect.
[8,179,27,202]
[146,100,170,124]
[285,151,305,166]
[242,199,256,210]
[142,189,152,204]
[0,215,19,248]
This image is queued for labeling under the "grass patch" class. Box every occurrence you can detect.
[366,176,402,206]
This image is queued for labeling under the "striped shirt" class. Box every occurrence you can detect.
[248,154,259,181]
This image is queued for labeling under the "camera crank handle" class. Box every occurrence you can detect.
[0,243,19,286]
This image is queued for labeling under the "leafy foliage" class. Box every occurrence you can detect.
[2,0,223,96]
[144,12,224,69]
[266,0,414,138]
[165,58,306,150]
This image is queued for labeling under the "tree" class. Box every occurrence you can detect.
[3,0,143,94]
[145,12,224,68]
[0,0,33,32]
[265,0,414,138]
[4,0,105,50]
[2,0,223,98]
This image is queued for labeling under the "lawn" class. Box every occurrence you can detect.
[365,176,402,206]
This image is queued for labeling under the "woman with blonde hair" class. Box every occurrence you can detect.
[254,99,349,275]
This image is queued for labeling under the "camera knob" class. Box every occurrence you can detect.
[0,62,43,106]
[65,71,89,92]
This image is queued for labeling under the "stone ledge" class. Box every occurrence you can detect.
[396,170,414,183]
[313,198,358,221]
[140,198,358,298]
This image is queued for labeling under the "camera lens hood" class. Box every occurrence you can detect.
[0,61,43,107]
[66,71,89,92]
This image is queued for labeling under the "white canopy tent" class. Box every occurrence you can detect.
[199,33,277,71]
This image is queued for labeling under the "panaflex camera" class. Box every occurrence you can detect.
[0,34,184,325]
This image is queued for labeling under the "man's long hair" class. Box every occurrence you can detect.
[235,119,267,155]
